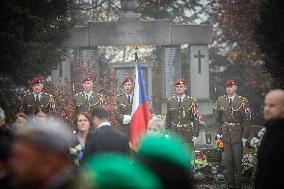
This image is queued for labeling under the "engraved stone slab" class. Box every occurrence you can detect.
[89,20,171,46]
[161,45,181,99]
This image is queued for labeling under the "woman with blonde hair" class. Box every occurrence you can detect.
[147,117,166,135]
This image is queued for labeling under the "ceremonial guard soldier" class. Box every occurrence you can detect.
[166,79,204,145]
[21,77,55,115]
[114,77,134,136]
[214,80,251,189]
[73,76,104,116]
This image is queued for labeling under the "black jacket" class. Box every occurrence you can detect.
[83,125,129,161]
[254,118,284,189]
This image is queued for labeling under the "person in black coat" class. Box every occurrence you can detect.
[254,89,284,189]
[0,127,13,189]
[83,107,129,161]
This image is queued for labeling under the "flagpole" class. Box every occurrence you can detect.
[130,44,138,151]
[133,44,139,63]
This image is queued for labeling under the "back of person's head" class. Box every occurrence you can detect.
[9,117,77,189]
[15,116,77,157]
[91,107,109,120]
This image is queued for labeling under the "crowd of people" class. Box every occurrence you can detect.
[0,75,284,189]
[0,106,195,189]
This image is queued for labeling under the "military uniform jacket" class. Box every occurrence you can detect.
[214,95,251,144]
[166,95,201,142]
[73,91,104,116]
[21,92,55,115]
[114,93,132,124]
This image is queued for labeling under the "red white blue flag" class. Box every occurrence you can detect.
[129,63,151,150]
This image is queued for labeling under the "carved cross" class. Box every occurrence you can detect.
[194,50,205,74]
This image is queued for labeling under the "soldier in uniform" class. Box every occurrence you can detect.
[21,77,55,115]
[114,77,133,136]
[73,76,104,116]
[214,80,251,189]
[166,79,204,146]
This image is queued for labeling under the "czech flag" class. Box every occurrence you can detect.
[129,63,152,150]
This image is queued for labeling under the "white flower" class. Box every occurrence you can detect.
[75,144,83,151]
[69,148,77,155]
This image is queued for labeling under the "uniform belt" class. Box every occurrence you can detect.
[175,123,191,128]
[224,122,241,126]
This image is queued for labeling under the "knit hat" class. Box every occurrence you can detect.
[15,117,77,156]
[81,153,161,189]
[137,133,192,170]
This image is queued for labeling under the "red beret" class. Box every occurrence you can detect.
[175,79,185,85]
[82,76,93,83]
[225,80,236,87]
[30,77,43,85]
[122,77,133,85]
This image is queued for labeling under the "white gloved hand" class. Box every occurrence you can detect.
[192,137,197,145]
[216,133,222,139]
[123,115,132,125]
[250,137,260,149]
[242,138,248,148]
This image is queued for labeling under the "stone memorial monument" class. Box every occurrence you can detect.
[52,0,213,121]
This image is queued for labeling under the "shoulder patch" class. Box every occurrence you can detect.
[97,93,104,97]
[239,96,248,102]
[75,92,83,96]
[167,96,176,101]
[188,96,196,101]
[44,92,53,97]
[23,92,32,97]
[217,95,226,100]
[239,96,247,100]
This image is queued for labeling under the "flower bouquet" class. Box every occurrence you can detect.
[69,144,83,166]
[192,150,220,183]
[242,153,256,177]
[215,139,224,151]
[192,151,209,172]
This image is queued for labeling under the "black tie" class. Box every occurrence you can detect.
[35,95,39,102]
[128,95,131,104]
[85,95,89,101]
[178,97,182,107]
[229,98,233,106]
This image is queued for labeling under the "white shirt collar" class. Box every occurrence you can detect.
[84,91,93,97]
[125,93,133,98]
[228,94,236,101]
[98,121,111,128]
[177,94,185,101]
[33,92,42,99]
